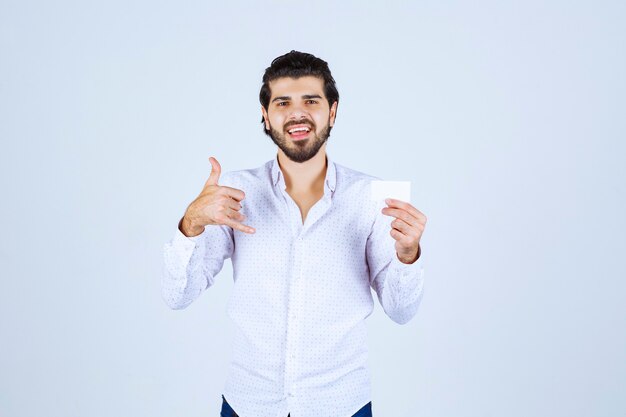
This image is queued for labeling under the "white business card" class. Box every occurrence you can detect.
[370,180,411,203]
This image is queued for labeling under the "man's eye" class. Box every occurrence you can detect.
[306,100,318,104]
[277,102,288,106]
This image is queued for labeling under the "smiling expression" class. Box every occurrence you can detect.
[261,76,338,163]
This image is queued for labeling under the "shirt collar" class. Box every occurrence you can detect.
[271,153,337,193]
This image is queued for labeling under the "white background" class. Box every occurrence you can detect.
[1,1,624,416]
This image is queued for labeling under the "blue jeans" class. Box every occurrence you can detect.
[220,394,373,417]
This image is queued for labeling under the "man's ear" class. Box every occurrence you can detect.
[329,101,338,127]
[261,106,270,130]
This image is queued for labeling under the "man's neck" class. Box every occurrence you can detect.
[277,147,327,195]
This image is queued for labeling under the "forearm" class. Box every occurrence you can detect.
[397,244,421,264]
[162,219,234,310]
[180,215,206,237]
[162,229,210,310]
[375,254,425,325]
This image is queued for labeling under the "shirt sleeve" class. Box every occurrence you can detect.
[161,217,234,310]
[365,199,425,325]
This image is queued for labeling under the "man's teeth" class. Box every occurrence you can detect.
[288,127,310,133]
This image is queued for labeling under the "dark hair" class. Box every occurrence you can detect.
[259,50,339,134]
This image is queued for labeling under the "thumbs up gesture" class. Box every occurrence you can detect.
[180,157,256,237]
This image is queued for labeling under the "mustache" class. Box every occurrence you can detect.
[284,120,315,130]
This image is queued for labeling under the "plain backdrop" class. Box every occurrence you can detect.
[1,1,624,416]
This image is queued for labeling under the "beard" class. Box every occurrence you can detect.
[267,117,332,163]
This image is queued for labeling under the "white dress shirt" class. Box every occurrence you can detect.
[162,153,425,417]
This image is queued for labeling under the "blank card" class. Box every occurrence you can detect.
[370,180,411,203]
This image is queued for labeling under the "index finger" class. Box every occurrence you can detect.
[384,198,425,221]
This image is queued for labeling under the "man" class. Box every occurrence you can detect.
[162,50,427,417]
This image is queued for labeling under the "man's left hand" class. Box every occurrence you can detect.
[381,198,427,264]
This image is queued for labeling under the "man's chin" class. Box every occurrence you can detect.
[282,147,320,163]
[290,138,310,145]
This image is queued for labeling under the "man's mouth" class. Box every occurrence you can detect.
[287,124,312,141]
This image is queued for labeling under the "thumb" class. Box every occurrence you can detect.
[205,156,221,187]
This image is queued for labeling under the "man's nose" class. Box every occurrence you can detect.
[288,103,308,120]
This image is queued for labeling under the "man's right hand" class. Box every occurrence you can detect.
[180,156,256,237]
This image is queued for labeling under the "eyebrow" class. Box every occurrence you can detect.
[271,94,323,103]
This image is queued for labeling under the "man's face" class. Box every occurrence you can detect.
[261,76,337,163]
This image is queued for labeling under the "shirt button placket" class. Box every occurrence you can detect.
[285,235,303,400]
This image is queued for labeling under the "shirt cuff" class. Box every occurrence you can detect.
[388,251,424,277]
[173,223,206,250]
